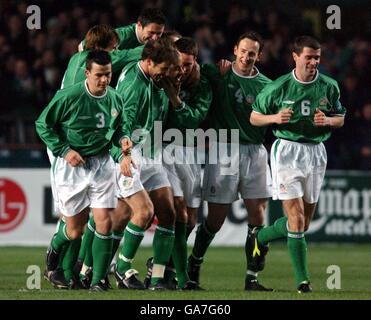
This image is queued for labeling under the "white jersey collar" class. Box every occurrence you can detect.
[292,69,318,84]
[232,62,259,79]
[84,80,108,98]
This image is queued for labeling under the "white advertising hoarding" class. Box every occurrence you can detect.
[0,169,251,246]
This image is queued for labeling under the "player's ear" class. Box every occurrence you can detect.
[85,69,90,78]
[292,52,298,62]
[233,45,238,56]
[256,51,262,62]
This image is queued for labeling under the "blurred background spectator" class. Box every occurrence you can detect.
[0,0,370,169]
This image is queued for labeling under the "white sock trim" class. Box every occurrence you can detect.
[247,270,258,277]
[118,253,133,263]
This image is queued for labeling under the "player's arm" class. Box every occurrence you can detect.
[35,92,71,157]
[250,109,293,126]
[250,86,293,126]
[111,46,144,73]
[314,84,346,128]
[314,108,344,128]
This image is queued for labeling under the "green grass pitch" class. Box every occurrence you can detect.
[0,244,370,300]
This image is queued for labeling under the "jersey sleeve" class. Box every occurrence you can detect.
[200,63,222,86]
[328,82,346,117]
[171,77,212,128]
[111,46,143,73]
[35,91,70,157]
[252,84,277,115]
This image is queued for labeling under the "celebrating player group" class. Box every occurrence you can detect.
[35,8,346,293]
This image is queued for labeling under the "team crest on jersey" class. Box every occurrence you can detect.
[279,183,287,193]
[122,177,134,190]
[319,97,328,106]
[111,108,118,118]
[245,95,255,105]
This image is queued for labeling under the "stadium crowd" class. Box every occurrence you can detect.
[0,0,370,169]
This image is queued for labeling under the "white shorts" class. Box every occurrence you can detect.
[116,145,145,199]
[163,145,202,208]
[116,146,170,198]
[50,152,117,217]
[270,139,327,203]
[203,142,272,204]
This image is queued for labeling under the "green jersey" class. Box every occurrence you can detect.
[252,70,346,143]
[202,63,271,144]
[111,61,169,161]
[80,24,141,51]
[61,47,143,89]
[164,71,212,146]
[35,81,128,157]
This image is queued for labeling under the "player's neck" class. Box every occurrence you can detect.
[294,68,317,83]
[233,62,256,77]
[139,60,150,79]
[85,80,107,97]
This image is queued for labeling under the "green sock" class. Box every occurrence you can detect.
[62,237,82,281]
[117,222,144,274]
[245,224,264,278]
[287,231,310,287]
[190,221,215,265]
[51,219,70,252]
[81,217,95,268]
[257,216,288,245]
[172,221,189,288]
[151,225,175,285]
[91,231,113,286]
[111,229,124,263]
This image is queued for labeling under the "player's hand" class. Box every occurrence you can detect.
[121,137,132,155]
[314,108,330,126]
[216,59,232,75]
[161,77,179,98]
[275,108,293,124]
[64,149,85,167]
[120,155,136,177]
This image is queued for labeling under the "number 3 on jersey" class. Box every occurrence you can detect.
[96,112,105,128]
[301,100,311,116]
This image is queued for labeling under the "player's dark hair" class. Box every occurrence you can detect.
[293,36,321,54]
[86,50,112,71]
[162,30,182,42]
[138,8,166,27]
[175,37,198,57]
[236,31,264,53]
[85,25,119,51]
[141,38,179,65]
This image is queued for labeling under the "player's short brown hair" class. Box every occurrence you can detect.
[175,37,198,57]
[85,25,119,51]
[86,50,112,71]
[138,8,166,27]
[141,38,179,65]
[236,31,264,53]
[293,36,321,54]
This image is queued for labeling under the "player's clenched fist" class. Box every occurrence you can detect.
[275,108,293,124]
[64,149,85,167]
[314,108,330,126]
[120,155,136,177]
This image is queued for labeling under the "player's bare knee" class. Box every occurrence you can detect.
[95,217,112,235]
[66,227,83,240]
